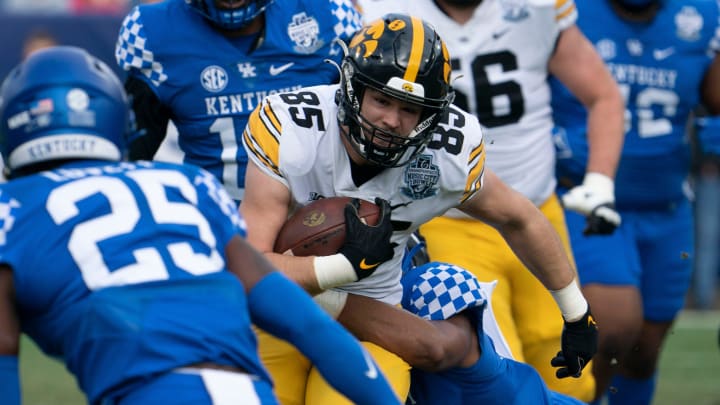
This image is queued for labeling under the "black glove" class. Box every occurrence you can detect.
[339,197,395,281]
[583,203,621,236]
[551,308,598,378]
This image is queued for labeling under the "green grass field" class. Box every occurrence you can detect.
[18,310,720,404]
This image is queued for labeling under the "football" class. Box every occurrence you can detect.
[273,197,381,256]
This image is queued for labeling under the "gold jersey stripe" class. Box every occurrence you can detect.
[247,103,281,167]
[461,169,484,203]
[403,16,425,83]
[242,129,281,177]
[462,142,486,201]
[262,101,282,134]
[555,0,576,21]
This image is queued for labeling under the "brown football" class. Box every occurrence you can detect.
[273,197,381,256]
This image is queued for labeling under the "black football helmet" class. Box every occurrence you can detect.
[338,14,454,167]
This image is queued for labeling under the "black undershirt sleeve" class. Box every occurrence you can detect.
[124,75,172,160]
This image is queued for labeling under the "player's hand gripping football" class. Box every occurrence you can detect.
[551,308,598,378]
[562,172,621,235]
[338,197,395,281]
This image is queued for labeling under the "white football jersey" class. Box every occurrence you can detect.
[243,84,486,304]
[359,0,576,205]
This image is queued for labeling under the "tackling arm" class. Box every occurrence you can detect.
[0,265,20,405]
[224,235,400,405]
[338,293,473,372]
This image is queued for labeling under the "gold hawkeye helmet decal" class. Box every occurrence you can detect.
[441,41,451,85]
[349,19,385,58]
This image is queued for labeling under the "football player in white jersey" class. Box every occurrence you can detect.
[357,1,625,401]
[240,14,599,405]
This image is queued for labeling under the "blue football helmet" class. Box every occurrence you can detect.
[186,0,274,30]
[400,261,486,322]
[0,46,130,177]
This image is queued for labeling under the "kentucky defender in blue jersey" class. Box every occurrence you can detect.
[336,260,588,405]
[551,1,720,403]
[0,46,399,405]
[115,0,362,201]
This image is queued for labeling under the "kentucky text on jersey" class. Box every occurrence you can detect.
[204,86,302,116]
[607,63,677,88]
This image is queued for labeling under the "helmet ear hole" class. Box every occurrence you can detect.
[338,13,454,167]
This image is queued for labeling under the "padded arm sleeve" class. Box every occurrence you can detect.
[0,355,20,405]
[247,272,399,405]
[124,75,171,160]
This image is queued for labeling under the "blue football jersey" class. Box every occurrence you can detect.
[552,0,720,208]
[0,161,269,403]
[409,333,562,405]
[116,0,362,200]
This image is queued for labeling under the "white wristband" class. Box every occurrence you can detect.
[313,254,357,290]
[549,279,588,322]
[313,289,349,319]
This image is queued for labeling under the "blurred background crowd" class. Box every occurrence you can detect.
[2,0,143,15]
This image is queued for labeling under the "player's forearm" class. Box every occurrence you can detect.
[264,253,323,294]
[338,294,468,371]
[499,213,590,321]
[584,88,625,178]
[248,273,400,405]
[499,211,576,291]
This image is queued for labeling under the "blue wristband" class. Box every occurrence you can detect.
[0,355,20,405]
[248,272,399,405]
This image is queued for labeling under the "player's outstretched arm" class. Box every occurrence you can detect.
[0,266,21,405]
[459,170,598,377]
[225,236,400,405]
[550,25,625,235]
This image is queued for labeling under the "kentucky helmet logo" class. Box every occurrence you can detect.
[288,12,324,54]
[402,154,440,200]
